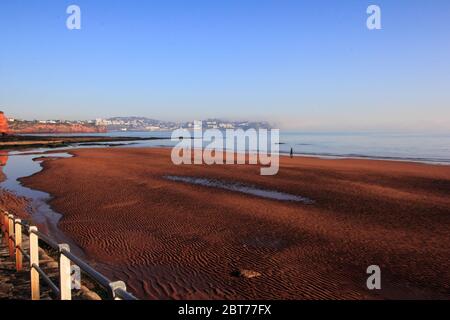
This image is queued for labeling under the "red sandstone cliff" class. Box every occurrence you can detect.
[8,122,107,134]
[0,112,9,135]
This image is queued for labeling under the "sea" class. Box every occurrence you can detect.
[24,130,450,165]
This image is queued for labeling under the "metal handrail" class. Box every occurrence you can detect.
[60,248,111,289]
[32,263,60,296]
[15,220,30,229]
[60,248,138,299]
[30,229,60,250]
[17,245,30,261]
[115,288,138,300]
[1,210,138,300]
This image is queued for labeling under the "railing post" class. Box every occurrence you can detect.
[0,212,4,241]
[15,219,23,271]
[0,211,4,229]
[8,214,14,257]
[109,281,127,300]
[3,212,9,245]
[29,226,40,300]
[58,244,72,300]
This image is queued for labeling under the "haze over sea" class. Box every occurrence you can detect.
[29,131,450,164]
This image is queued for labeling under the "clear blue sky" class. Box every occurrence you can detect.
[1,0,449,131]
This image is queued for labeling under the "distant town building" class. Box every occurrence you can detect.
[145,126,161,131]
[85,117,269,132]
[219,123,234,129]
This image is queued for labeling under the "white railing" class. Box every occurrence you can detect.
[1,210,137,300]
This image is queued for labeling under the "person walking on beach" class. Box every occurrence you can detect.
[290,147,293,158]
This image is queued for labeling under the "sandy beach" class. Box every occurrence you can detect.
[15,147,450,299]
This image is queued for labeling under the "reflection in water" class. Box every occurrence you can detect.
[0,151,8,167]
[0,150,9,182]
[165,175,314,204]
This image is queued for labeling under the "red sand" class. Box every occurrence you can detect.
[20,148,450,299]
[0,190,31,221]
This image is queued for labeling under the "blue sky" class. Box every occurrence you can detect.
[1,0,450,131]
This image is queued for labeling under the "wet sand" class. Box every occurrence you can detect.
[20,148,450,299]
[0,135,169,150]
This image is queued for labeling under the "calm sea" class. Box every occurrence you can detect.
[26,131,450,164]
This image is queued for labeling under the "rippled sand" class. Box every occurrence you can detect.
[20,148,450,299]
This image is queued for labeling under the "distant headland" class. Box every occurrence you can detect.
[5,115,272,134]
[7,118,106,134]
